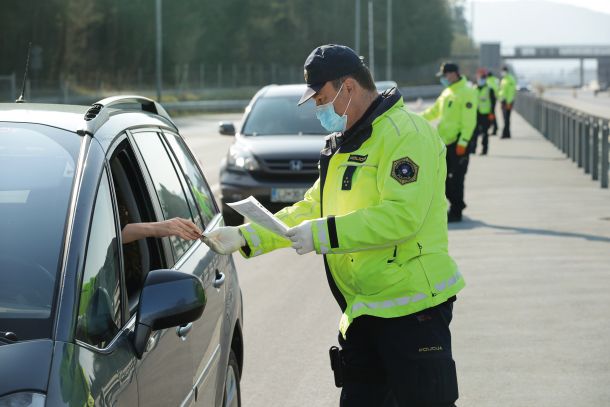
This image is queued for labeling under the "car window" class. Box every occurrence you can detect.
[0,123,81,340]
[132,131,196,261]
[76,170,122,348]
[242,96,325,136]
[109,138,167,316]
[164,132,217,227]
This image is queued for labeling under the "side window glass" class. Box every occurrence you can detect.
[132,132,195,260]
[164,132,217,226]
[76,170,122,348]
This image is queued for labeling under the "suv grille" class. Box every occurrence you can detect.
[261,158,318,173]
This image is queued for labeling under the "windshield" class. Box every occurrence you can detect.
[0,123,81,340]
[242,95,326,136]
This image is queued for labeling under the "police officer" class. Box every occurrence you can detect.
[470,68,496,155]
[202,44,464,407]
[499,65,517,139]
[422,62,477,223]
[486,70,500,135]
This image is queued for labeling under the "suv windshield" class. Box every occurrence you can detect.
[0,123,81,340]
[242,95,326,136]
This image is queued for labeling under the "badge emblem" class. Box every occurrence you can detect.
[391,157,418,185]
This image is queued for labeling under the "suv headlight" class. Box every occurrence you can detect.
[0,392,46,407]
[226,145,260,171]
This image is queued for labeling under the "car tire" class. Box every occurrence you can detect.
[222,349,241,407]
[222,207,244,226]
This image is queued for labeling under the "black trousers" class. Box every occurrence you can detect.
[501,101,512,138]
[339,300,458,407]
[490,103,498,135]
[469,113,490,154]
[445,143,469,214]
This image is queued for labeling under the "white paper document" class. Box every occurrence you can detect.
[227,196,289,236]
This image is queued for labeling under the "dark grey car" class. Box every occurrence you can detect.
[217,82,397,225]
[0,97,243,407]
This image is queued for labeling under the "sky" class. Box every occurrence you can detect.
[469,0,610,15]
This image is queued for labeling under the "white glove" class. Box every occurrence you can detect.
[201,226,245,255]
[285,220,315,255]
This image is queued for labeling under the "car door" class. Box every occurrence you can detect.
[130,129,224,406]
[108,132,196,407]
[162,130,227,406]
[66,166,139,407]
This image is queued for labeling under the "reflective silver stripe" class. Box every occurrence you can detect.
[316,219,330,254]
[244,224,261,248]
[350,270,462,313]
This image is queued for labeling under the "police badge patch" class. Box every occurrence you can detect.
[391,157,418,185]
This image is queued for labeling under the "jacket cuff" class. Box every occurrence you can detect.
[457,138,470,148]
[311,217,336,254]
[238,223,263,258]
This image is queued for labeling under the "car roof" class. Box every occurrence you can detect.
[0,103,89,133]
[261,84,307,98]
[0,96,177,139]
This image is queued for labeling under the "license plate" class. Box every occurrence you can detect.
[271,188,308,203]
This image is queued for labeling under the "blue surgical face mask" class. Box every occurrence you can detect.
[477,78,486,86]
[440,77,450,87]
[315,82,352,133]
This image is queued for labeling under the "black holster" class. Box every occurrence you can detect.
[329,346,343,388]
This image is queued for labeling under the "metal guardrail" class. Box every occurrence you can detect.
[516,92,610,189]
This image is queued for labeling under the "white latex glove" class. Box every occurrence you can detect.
[285,220,315,255]
[201,226,245,255]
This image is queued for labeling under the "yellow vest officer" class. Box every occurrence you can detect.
[499,66,517,138]
[202,44,463,407]
[422,62,477,222]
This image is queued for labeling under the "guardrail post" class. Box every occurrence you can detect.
[577,115,583,169]
[591,120,599,181]
[583,117,590,174]
[601,122,609,188]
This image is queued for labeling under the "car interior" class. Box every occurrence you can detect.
[109,140,166,316]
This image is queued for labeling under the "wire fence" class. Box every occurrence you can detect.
[0,59,479,105]
[516,92,610,189]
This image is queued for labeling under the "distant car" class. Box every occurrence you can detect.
[218,84,325,225]
[0,97,243,407]
[375,80,398,93]
[218,82,397,225]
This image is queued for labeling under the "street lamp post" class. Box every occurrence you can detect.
[355,0,361,54]
[368,0,374,78]
[155,0,163,102]
[386,0,392,80]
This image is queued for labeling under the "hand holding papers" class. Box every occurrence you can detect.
[226,196,288,236]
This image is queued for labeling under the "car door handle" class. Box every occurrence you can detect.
[213,270,225,288]
[176,322,193,340]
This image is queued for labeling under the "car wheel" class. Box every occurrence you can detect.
[222,208,244,226]
[222,349,241,407]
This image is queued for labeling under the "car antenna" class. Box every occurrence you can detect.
[15,42,32,103]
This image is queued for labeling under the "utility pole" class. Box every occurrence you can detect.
[386,0,392,80]
[368,0,374,78]
[355,0,361,54]
[155,0,163,102]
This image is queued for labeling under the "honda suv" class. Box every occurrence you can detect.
[217,82,397,225]
[0,96,243,407]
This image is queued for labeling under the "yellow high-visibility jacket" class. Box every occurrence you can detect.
[238,89,464,336]
[421,76,478,148]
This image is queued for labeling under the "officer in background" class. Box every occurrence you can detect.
[470,68,495,155]
[202,44,464,407]
[422,62,477,223]
[499,65,517,139]
[486,70,500,135]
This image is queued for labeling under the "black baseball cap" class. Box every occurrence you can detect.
[436,62,460,77]
[298,44,365,106]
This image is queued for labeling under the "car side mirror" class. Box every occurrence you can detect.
[219,122,236,136]
[133,270,206,359]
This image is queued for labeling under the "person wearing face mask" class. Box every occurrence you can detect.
[470,68,495,155]
[499,65,517,139]
[421,62,477,223]
[201,44,464,407]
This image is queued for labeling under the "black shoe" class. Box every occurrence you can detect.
[480,150,487,155]
[448,211,462,223]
